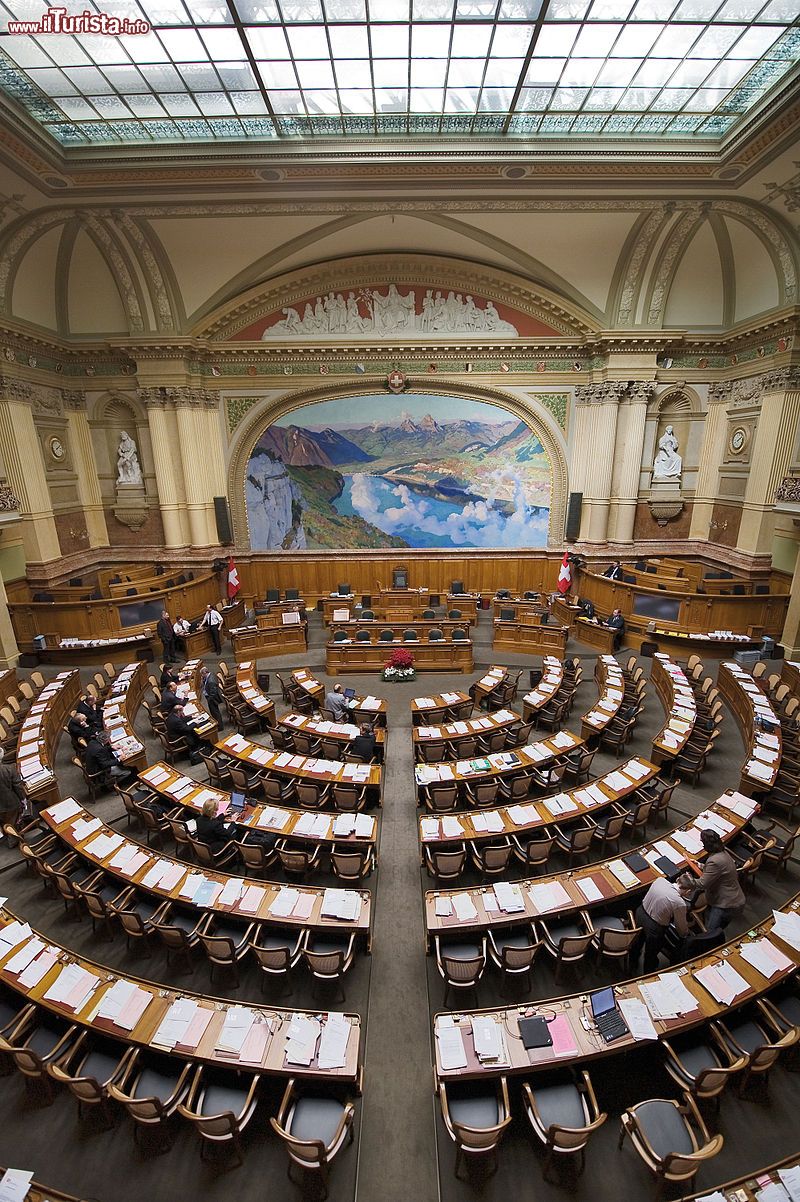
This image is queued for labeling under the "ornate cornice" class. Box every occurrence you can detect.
[138,385,219,409]
[574,381,631,405]
[0,374,32,403]
[708,381,733,402]
[61,389,86,411]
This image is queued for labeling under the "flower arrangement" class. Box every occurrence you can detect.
[382,646,415,681]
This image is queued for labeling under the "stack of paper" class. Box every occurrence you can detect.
[43,963,100,1012]
[771,909,800,951]
[639,972,698,1019]
[471,1015,505,1063]
[317,1014,351,1069]
[216,1006,254,1057]
[452,893,478,922]
[618,998,658,1041]
[494,882,525,913]
[152,998,198,1049]
[694,960,750,1005]
[285,1014,321,1066]
[321,889,361,921]
[93,979,152,1030]
[528,881,572,913]
[739,938,793,979]
[436,1016,467,1070]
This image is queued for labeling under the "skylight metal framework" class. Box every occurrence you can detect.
[0,0,797,145]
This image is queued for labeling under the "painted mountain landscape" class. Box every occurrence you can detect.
[244,394,552,551]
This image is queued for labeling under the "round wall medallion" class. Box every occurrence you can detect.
[729,426,748,455]
[49,436,65,462]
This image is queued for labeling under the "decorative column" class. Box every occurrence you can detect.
[175,393,217,547]
[780,536,800,659]
[141,388,188,548]
[737,369,800,557]
[689,382,731,541]
[612,381,655,543]
[0,376,60,564]
[574,382,627,542]
[63,391,108,549]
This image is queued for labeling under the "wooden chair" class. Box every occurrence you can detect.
[590,911,641,974]
[270,1078,356,1202]
[332,782,367,812]
[661,1036,745,1109]
[553,822,594,869]
[511,832,555,874]
[108,1049,193,1150]
[49,1034,134,1126]
[537,915,594,984]
[439,1076,511,1179]
[276,839,322,881]
[470,838,514,878]
[435,935,487,1007]
[152,905,210,974]
[199,920,255,987]
[249,929,306,995]
[712,1007,800,1093]
[177,1065,260,1165]
[487,926,541,995]
[303,932,356,1002]
[331,847,374,881]
[424,782,459,813]
[6,1013,82,1102]
[618,1091,723,1192]
[523,1070,606,1179]
[424,844,466,881]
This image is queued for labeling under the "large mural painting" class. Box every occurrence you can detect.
[244,394,552,551]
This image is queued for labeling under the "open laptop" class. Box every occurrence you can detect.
[344,687,357,702]
[590,987,629,1043]
[229,792,246,814]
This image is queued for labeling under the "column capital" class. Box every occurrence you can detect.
[139,386,220,410]
[708,381,733,403]
[0,375,33,404]
[626,381,658,404]
[61,389,87,411]
[574,381,629,406]
[760,367,800,395]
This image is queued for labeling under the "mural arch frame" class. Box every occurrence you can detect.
[227,379,568,554]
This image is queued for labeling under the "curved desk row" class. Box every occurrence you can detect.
[16,670,80,806]
[472,667,510,710]
[234,661,277,725]
[411,691,472,725]
[326,637,473,676]
[432,890,800,1083]
[423,791,756,945]
[174,659,218,744]
[650,653,697,766]
[580,654,626,742]
[417,755,658,848]
[492,620,568,658]
[216,731,383,807]
[139,762,378,852]
[0,909,361,1081]
[717,661,782,795]
[290,670,388,727]
[414,728,584,805]
[521,657,566,721]
[41,798,372,943]
[413,707,520,756]
[101,660,148,774]
[278,712,385,760]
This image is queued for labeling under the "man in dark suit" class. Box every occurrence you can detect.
[84,730,129,787]
[67,712,92,748]
[578,597,595,620]
[160,682,180,715]
[350,723,376,763]
[157,610,177,664]
[603,561,623,580]
[0,749,26,831]
[76,693,103,732]
[606,607,626,651]
[159,664,180,690]
[166,704,207,764]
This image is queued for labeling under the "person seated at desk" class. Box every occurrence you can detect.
[85,730,130,788]
[67,711,92,749]
[200,665,224,729]
[172,614,191,656]
[350,722,376,763]
[0,749,27,832]
[603,561,623,580]
[166,703,209,765]
[325,684,350,721]
[159,663,180,690]
[196,797,236,854]
[635,873,694,973]
[692,830,745,933]
[577,597,595,621]
[76,692,103,732]
[606,607,625,650]
[160,681,180,715]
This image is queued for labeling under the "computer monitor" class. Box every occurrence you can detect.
[590,987,617,1020]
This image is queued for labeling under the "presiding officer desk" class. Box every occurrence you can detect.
[717,660,782,795]
[326,634,473,676]
[139,762,378,853]
[16,669,80,807]
[424,790,757,947]
[431,889,800,1085]
[0,907,362,1083]
[41,797,372,946]
[417,755,658,851]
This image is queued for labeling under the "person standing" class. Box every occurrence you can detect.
[157,610,177,664]
[200,604,224,654]
[693,830,746,932]
[0,749,27,831]
[635,873,695,973]
[200,665,224,729]
[606,608,626,651]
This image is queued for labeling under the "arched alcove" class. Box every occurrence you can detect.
[227,383,568,552]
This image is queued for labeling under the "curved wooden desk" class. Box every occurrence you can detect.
[101,660,148,774]
[0,909,361,1081]
[216,732,383,807]
[411,691,472,725]
[175,659,218,743]
[472,667,510,710]
[650,653,697,767]
[40,798,372,944]
[139,762,378,852]
[278,712,385,761]
[521,657,565,721]
[234,661,277,725]
[432,891,800,1083]
[492,620,568,658]
[417,755,657,849]
[579,654,626,742]
[326,636,473,676]
[717,660,782,795]
[290,669,388,727]
[16,670,80,807]
[230,624,308,661]
[423,791,756,946]
[573,617,619,654]
[413,707,520,757]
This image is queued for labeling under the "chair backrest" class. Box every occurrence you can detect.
[429,628,443,641]
[597,925,640,954]
[252,943,291,972]
[304,949,345,977]
[403,629,418,641]
[448,609,462,619]
[430,848,466,876]
[501,940,540,971]
[379,629,394,642]
[480,842,512,871]
[452,628,468,641]
[200,934,235,963]
[557,932,593,959]
[356,629,371,642]
[441,953,484,986]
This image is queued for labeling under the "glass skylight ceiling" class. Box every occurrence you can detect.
[0,0,798,145]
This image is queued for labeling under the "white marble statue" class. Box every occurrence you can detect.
[652,425,682,482]
[116,430,142,486]
[260,282,520,340]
